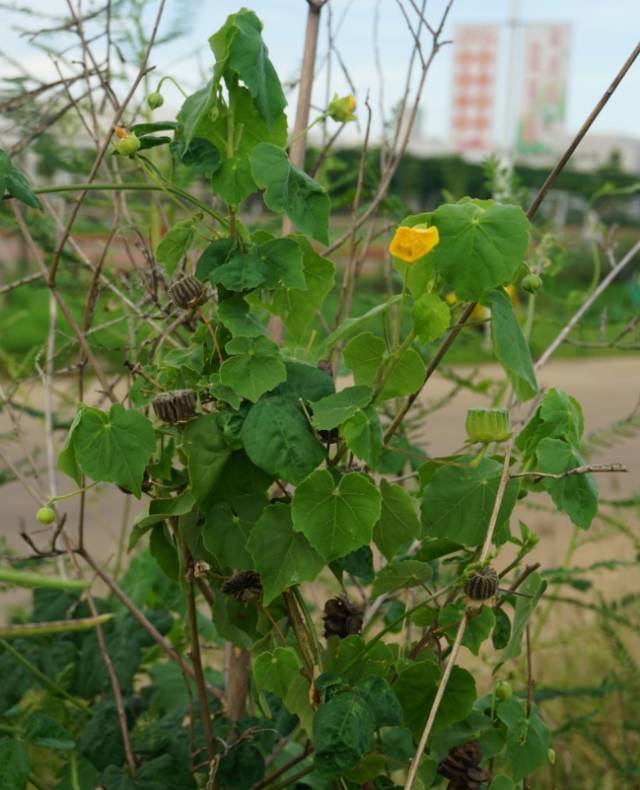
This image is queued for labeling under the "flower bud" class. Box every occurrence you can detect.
[36,506,56,525]
[521,273,542,293]
[466,408,511,444]
[147,91,164,110]
[327,93,357,122]
[495,680,513,701]
[113,127,141,156]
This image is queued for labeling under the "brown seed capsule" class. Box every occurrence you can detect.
[168,275,207,309]
[437,741,492,789]
[152,389,196,424]
[222,571,262,603]
[323,596,364,639]
[464,566,499,601]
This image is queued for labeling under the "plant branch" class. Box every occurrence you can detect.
[511,462,627,481]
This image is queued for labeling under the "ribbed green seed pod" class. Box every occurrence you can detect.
[466,408,511,444]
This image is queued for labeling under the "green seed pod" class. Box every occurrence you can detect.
[521,273,542,293]
[495,680,513,701]
[147,91,164,110]
[152,389,196,424]
[168,275,207,310]
[465,566,499,600]
[113,132,141,156]
[465,408,511,444]
[36,506,56,525]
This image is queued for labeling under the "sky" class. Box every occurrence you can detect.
[3,0,640,146]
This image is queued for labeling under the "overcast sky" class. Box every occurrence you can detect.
[4,0,639,145]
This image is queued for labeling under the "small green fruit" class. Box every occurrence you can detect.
[466,408,511,444]
[521,273,542,293]
[547,748,556,765]
[147,91,164,110]
[495,680,513,701]
[36,506,56,525]
[113,131,141,156]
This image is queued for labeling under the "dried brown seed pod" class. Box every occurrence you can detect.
[222,571,262,603]
[437,742,491,789]
[152,389,196,424]
[464,566,499,601]
[323,596,364,639]
[168,275,207,309]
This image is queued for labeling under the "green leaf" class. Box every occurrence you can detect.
[129,490,195,551]
[489,289,538,402]
[273,360,335,402]
[220,335,286,402]
[394,660,476,738]
[373,479,421,561]
[149,525,180,580]
[210,9,286,128]
[343,331,385,386]
[250,143,329,243]
[177,82,215,152]
[155,219,196,276]
[428,200,529,299]
[492,607,511,650]
[371,559,431,597]
[497,572,546,665]
[211,154,256,204]
[310,386,373,430]
[497,698,550,782]
[253,646,301,699]
[412,292,450,344]
[0,150,11,197]
[0,738,29,790]
[292,470,381,561]
[217,295,264,337]
[319,296,402,358]
[196,238,237,281]
[313,692,376,777]
[203,495,265,569]
[6,164,42,209]
[516,388,585,465]
[73,404,155,497]
[440,603,495,656]
[183,413,232,508]
[324,635,395,683]
[175,137,221,173]
[420,457,520,547]
[57,409,82,485]
[536,437,598,529]
[355,676,403,728]
[341,407,383,467]
[23,713,75,750]
[210,251,266,291]
[241,395,325,484]
[270,235,335,343]
[247,503,324,604]
[257,237,306,290]
[343,331,425,400]
[535,438,598,529]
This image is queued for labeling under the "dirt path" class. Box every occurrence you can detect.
[1,356,638,622]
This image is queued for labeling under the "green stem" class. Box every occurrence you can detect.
[157,75,189,97]
[0,638,90,712]
[344,581,457,674]
[25,183,228,227]
[0,567,89,592]
[292,586,321,665]
[288,113,327,146]
[372,329,416,403]
[48,480,99,505]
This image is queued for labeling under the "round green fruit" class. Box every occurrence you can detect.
[521,273,542,293]
[465,408,511,444]
[495,680,513,701]
[147,92,164,110]
[114,132,141,156]
[36,506,56,525]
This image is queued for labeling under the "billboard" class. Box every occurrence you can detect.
[516,24,571,155]
[450,25,499,154]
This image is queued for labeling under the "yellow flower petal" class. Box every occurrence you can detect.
[389,225,440,264]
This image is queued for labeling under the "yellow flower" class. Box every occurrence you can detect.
[389,225,439,264]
